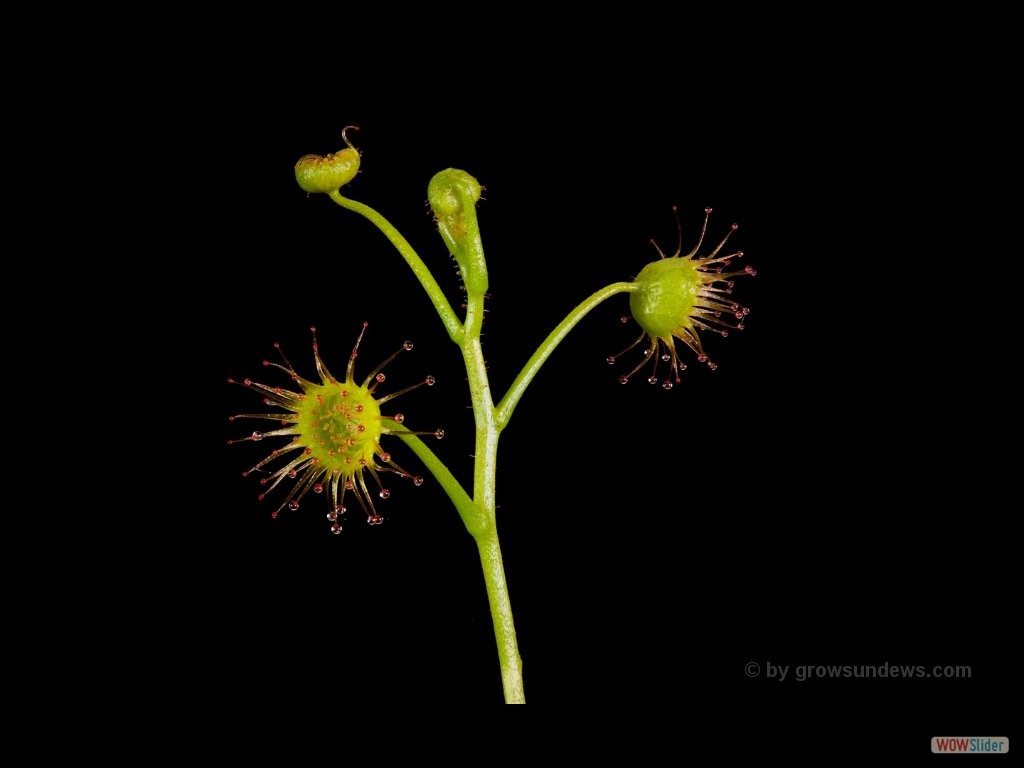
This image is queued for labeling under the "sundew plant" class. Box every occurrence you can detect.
[227,127,755,703]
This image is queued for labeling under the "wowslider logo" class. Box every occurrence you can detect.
[932,737,1009,754]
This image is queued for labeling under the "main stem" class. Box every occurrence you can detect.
[462,290,524,703]
[476,526,523,702]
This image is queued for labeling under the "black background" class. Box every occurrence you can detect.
[182,40,1015,756]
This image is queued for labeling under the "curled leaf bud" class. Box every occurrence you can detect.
[428,169,487,293]
[428,169,482,220]
[295,126,361,194]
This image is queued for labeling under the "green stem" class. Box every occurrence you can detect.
[476,527,524,703]
[496,281,638,430]
[431,173,522,701]
[461,285,521,699]
[328,191,464,344]
[390,428,485,537]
